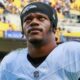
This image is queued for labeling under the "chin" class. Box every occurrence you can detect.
[29,36,42,42]
[29,38,43,46]
[29,38,42,43]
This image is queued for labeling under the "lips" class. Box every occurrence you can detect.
[28,28,42,34]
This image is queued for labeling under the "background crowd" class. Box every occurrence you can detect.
[0,0,80,42]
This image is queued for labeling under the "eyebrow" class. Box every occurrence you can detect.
[24,13,49,20]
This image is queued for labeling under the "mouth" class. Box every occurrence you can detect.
[28,28,43,34]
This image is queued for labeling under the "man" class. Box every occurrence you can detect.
[0,2,80,80]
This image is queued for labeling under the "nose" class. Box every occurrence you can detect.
[30,18,39,27]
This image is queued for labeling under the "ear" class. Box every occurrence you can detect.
[52,27,57,34]
[21,30,24,35]
[21,32,24,38]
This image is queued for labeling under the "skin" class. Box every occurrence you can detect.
[23,12,57,58]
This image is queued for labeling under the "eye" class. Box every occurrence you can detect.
[24,17,32,24]
[38,16,46,21]
[25,19,32,24]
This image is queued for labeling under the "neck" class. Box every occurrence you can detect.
[27,36,57,58]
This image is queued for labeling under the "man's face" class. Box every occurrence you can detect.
[23,12,52,43]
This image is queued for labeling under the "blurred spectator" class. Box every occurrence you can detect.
[0,2,5,10]
[0,2,9,14]
[21,0,28,8]
[61,3,70,18]
[70,0,75,3]
[0,2,7,23]
[4,0,20,14]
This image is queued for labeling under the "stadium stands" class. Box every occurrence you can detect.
[0,0,80,54]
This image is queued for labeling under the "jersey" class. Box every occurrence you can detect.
[0,41,80,80]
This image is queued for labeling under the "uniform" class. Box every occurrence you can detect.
[0,41,80,80]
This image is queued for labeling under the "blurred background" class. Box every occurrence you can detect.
[0,0,80,60]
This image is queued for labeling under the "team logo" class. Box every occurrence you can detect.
[22,5,37,14]
[33,71,39,78]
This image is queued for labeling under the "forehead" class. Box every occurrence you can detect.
[25,12,49,18]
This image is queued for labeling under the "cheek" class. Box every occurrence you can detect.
[42,21,51,31]
[23,23,29,31]
[23,25,28,35]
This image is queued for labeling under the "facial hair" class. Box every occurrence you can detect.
[29,26,53,47]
